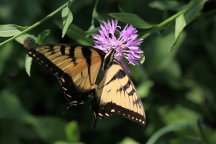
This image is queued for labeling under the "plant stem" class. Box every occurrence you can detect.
[139,0,204,39]
[0,1,69,47]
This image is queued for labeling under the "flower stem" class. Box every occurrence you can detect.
[0,1,69,47]
[139,0,204,39]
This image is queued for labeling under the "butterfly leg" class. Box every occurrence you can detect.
[91,94,100,129]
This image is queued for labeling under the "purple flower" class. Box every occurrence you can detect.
[93,19,143,73]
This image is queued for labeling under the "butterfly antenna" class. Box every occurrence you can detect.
[91,95,99,132]
[93,115,98,131]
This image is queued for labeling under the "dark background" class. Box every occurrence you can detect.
[0,0,215,144]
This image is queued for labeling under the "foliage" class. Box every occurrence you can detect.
[0,0,215,144]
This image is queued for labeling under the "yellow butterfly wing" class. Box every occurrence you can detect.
[95,60,146,125]
[28,44,104,105]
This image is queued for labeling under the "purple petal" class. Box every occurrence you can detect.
[93,19,144,67]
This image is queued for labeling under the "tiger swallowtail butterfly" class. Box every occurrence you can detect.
[28,44,146,125]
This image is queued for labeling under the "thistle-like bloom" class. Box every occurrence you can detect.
[93,19,143,72]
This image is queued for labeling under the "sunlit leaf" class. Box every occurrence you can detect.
[67,0,73,6]
[25,54,32,77]
[92,0,99,19]
[109,12,153,29]
[65,121,80,142]
[169,14,186,52]
[87,0,104,35]
[137,81,154,98]
[140,53,145,64]
[86,27,98,36]
[170,30,186,52]
[175,14,186,39]
[0,24,27,37]
[62,7,73,38]
[37,29,51,44]
[90,0,100,26]
[55,142,84,144]
[0,25,35,44]
[119,137,140,144]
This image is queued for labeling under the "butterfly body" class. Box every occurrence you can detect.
[28,44,145,125]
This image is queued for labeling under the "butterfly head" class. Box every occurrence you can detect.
[101,49,116,71]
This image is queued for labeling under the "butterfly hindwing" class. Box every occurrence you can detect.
[95,60,146,125]
[28,44,104,105]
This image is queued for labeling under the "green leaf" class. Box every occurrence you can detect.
[149,0,184,11]
[55,142,84,144]
[65,121,80,142]
[169,14,186,52]
[137,81,154,98]
[0,24,35,45]
[87,0,104,33]
[175,14,186,39]
[86,27,98,36]
[37,29,51,44]
[118,137,140,144]
[91,0,99,24]
[25,54,33,77]
[170,30,186,52]
[67,0,73,6]
[140,53,145,64]
[0,24,27,37]
[62,7,73,38]
[109,12,153,29]
[55,21,93,45]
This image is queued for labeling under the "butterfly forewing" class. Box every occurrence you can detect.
[28,44,104,105]
[95,60,146,125]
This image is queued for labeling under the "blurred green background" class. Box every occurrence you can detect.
[0,0,215,144]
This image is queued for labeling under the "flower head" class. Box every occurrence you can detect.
[93,19,143,72]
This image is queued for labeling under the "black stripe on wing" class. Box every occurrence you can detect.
[98,102,145,125]
[82,47,92,85]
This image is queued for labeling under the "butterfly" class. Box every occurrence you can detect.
[28,44,146,125]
